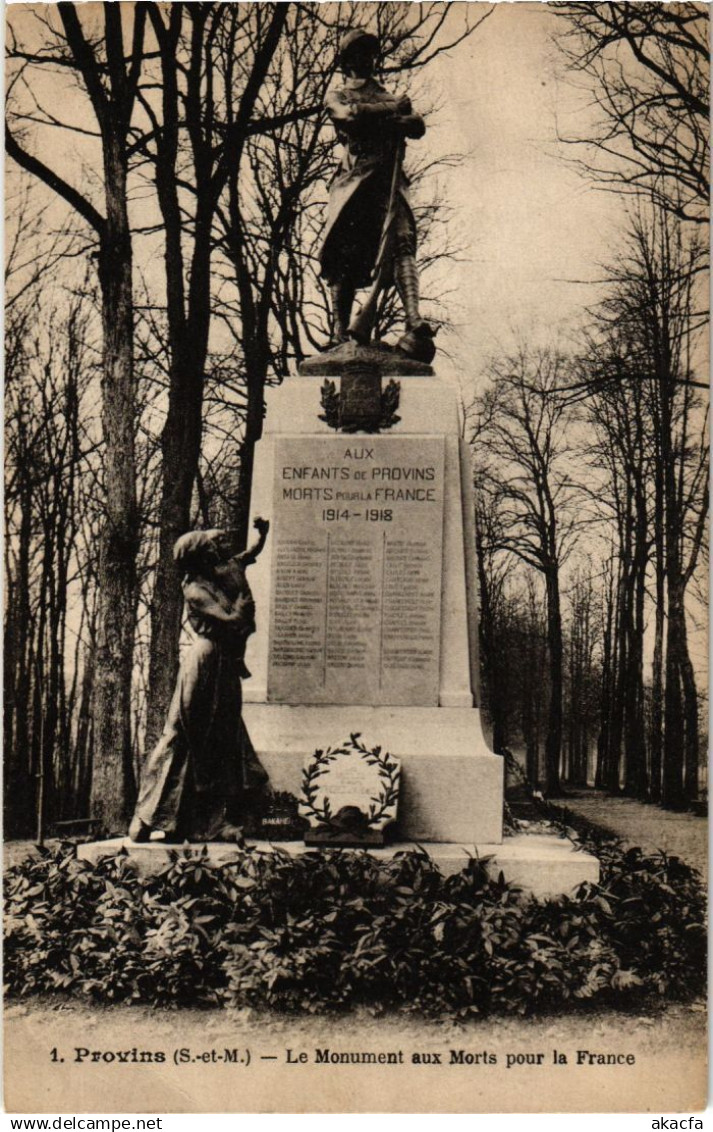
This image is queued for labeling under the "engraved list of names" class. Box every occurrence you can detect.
[267,435,445,706]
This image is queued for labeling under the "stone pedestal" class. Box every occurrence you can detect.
[243,365,502,845]
[79,361,600,895]
[77,834,599,899]
[243,705,500,843]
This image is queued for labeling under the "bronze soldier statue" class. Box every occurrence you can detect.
[320,29,435,361]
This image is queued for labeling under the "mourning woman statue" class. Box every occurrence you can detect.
[128,521,270,843]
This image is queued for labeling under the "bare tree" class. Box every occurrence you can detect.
[574,205,708,808]
[5,245,101,836]
[474,348,581,795]
[517,574,549,787]
[554,2,709,225]
[581,350,653,797]
[472,483,516,755]
[6,3,147,831]
[127,2,291,750]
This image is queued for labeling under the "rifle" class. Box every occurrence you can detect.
[348,138,405,344]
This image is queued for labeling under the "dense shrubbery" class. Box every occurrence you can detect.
[4,830,706,1017]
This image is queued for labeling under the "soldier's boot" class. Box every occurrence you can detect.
[394,254,436,361]
[394,254,431,334]
[329,280,355,347]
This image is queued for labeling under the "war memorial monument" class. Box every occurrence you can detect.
[81,28,597,896]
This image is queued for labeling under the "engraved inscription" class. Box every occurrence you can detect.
[326,540,379,672]
[271,539,325,669]
[381,538,441,679]
[267,436,445,706]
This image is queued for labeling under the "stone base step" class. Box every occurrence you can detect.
[77,832,598,899]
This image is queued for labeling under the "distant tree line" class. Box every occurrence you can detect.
[473,206,707,809]
[473,2,708,810]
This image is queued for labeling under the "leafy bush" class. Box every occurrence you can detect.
[4,830,705,1016]
[537,804,707,1000]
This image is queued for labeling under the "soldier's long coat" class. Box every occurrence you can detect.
[320,76,416,288]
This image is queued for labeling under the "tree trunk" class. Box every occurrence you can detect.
[662,583,686,810]
[143,10,219,749]
[661,371,686,811]
[143,195,214,751]
[544,567,563,795]
[649,462,665,802]
[679,608,700,802]
[4,478,36,837]
[90,139,139,835]
[474,515,508,754]
[73,626,97,820]
[144,341,205,751]
[623,497,648,799]
[595,569,614,791]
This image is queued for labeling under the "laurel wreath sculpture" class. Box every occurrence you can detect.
[317,379,340,428]
[300,733,401,835]
[318,378,401,432]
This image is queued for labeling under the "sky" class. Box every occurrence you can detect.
[419,2,619,381]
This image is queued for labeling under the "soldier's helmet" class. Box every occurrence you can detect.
[337,28,379,69]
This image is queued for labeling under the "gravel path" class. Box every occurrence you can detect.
[552,789,708,878]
